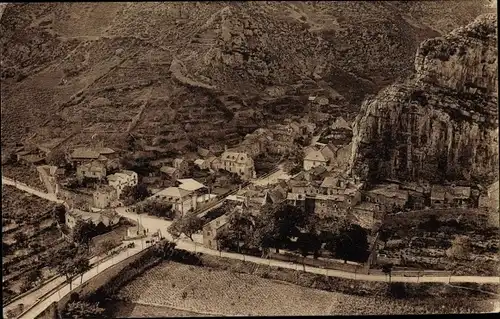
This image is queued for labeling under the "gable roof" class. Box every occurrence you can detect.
[331,116,351,131]
[194,159,205,166]
[71,148,100,159]
[160,166,178,176]
[155,187,192,198]
[177,179,206,191]
[197,147,211,158]
[304,147,327,162]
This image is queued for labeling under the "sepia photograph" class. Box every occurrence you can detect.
[1,1,498,318]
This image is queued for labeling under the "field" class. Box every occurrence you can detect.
[113,260,494,316]
[2,185,66,303]
[107,301,209,318]
[1,162,46,191]
[377,208,500,275]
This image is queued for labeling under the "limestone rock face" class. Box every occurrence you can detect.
[350,14,498,184]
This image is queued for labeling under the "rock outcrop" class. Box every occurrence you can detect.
[350,14,498,184]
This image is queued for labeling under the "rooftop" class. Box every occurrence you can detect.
[177,179,206,191]
[304,147,327,162]
[369,185,408,201]
[160,166,178,176]
[70,148,100,159]
[155,186,192,199]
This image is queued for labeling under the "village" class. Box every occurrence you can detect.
[3,99,499,281]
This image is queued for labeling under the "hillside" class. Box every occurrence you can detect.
[0,1,494,155]
[349,13,498,184]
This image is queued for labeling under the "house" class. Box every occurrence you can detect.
[303,147,328,171]
[331,116,351,131]
[220,151,256,180]
[152,186,197,215]
[161,166,180,180]
[177,179,206,192]
[287,192,307,209]
[431,185,472,208]
[194,159,208,170]
[206,156,221,171]
[366,184,409,210]
[311,194,347,218]
[93,186,118,209]
[263,185,287,205]
[76,161,107,181]
[197,147,213,158]
[107,170,138,198]
[430,185,447,208]
[65,208,119,230]
[203,214,230,250]
[68,148,101,165]
[173,158,188,174]
[320,176,348,195]
[479,181,499,210]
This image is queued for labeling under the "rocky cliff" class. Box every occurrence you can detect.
[350,14,498,184]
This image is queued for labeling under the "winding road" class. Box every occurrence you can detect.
[2,175,499,318]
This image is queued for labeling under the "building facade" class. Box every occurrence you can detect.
[220,151,256,180]
[107,170,138,198]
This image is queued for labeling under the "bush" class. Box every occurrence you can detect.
[388,282,408,299]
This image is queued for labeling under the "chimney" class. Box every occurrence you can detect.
[224,145,228,152]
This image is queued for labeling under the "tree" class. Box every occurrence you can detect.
[158,240,177,259]
[46,149,67,167]
[335,224,369,263]
[26,268,42,284]
[296,231,322,271]
[63,301,106,319]
[254,203,311,254]
[72,220,97,246]
[418,215,441,232]
[99,239,116,256]
[382,263,393,282]
[217,209,258,253]
[168,214,204,241]
[74,256,91,284]
[13,232,27,245]
[446,235,472,260]
[120,184,151,205]
[51,204,66,224]
[3,241,11,256]
[138,200,175,219]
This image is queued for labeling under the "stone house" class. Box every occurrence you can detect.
[303,147,328,171]
[194,159,209,170]
[160,166,180,180]
[311,194,348,218]
[93,185,118,209]
[320,176,348,195]
[479,181,499,210]
[197,147,213,158]
[76,161,107,182]
[430,185,472,208]
[173,158,188,175]
[220,151,256,180]
[65,208,120,230]
[365,184,409,211]
[107,170,138,198]
[203,214,230,250]
[152,186,196,215]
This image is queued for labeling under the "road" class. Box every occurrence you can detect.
[14,239,150,319]
[2,175,500,318]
